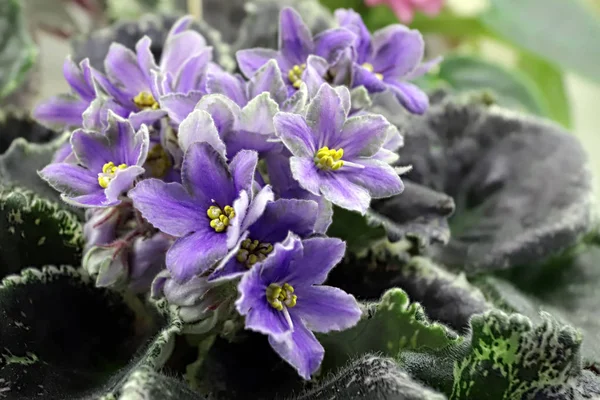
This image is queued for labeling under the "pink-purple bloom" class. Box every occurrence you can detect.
[39,113,149,208]
[129,141,273,282]
[274,83,404,214]
[236,234,361,379]
[236,7,355,95]
[335,9,440,114]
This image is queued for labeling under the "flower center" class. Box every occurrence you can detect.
[314,146,344,171]
[98,161,127,188]
[287,64,307,89]
[362,63,383,80]
[266,283,297,311]
[236,238,274,268]
[145,144,171,178]
[207,205,235,233]
[133,91,159,110]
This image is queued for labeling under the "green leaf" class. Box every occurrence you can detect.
[437,55,549,118]
[479,244,600,368]
[401,310,600,399]
[326,206,386,253]
[319,288,460,373]
[0,0,37,99]
[481,0,600,84]
[0,187,83,278]
[517,51,572,128]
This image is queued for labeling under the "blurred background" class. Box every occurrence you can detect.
[4,0,600,182]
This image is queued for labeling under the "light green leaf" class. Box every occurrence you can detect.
[482,0,600,84]
[319,288,460,373]
[0,0,37,99]
[438,55,549,118]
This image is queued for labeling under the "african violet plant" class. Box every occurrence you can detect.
[1,0,600,399]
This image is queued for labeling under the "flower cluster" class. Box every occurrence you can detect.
[36,8,436,379]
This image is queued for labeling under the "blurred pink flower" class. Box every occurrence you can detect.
[364,0,444,23]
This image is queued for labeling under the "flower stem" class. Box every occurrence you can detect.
[187,0,203,20]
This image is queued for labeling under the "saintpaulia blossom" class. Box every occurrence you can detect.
[274,83,404,214]
[129,142,274,282]
[209,198,319,281]
[84,16,213,130]
[236,234,362,379]
[34,57,105,127]
[39,113,149,208]
[236,7,355,94]
[365,0,444,23]
[336,9,440,114]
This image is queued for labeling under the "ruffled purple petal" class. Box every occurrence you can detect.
[335,9,372,64]
[103,112,148,166]
[128,233,171,293]
[334,114,389,158]
[346,159,403,198]
[207,252,247,282]
[351,63,388,93]
[63,191,113,208]
[279,8,314,65]
[160,31,209,78]
[229,149,259,197]
[236,48,280,79]
[166,228,228,282]
[268,313,324,380]
[173,47,212,93]
[286,236,345,286]
[181,142,235,208]
[314,28,356,64]
[63,57,95,99]
[195,94,239,134]
[225,190,250,250]
[319,171,371,214]
[135,36,159,85]
[39,162,99,196]
[274,112,316,158]
[305,84,347,148]
[371,25,423,78]
[302,55,329,98]
[247,59,287,105]
[289,156,321,195]
[104,43,149,98]
[293,285,361,333]
[404,56,442,80]
[240,185,274,234]
[82,97,130,132]
[167,15,195,37]
[129,179,204,237]
[127,109,167,131]
[385,80,430,114]
[249,198,318,243]
[33,95,89,127]
[160,91,204,125]
[104,165,144,204]
[206,69,247,106]
[177,109,226,156]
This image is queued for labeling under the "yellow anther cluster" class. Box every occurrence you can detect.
[133,91,159,110]
[288,64,307,89]
[207,205,235,233]
[236,238,274,268]
[266,283,297,311]
[146,144,172,178]
[98,162,127,188]
[362,63,383,80]
[314,146,344,171]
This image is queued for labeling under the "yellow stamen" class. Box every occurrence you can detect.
[287,63,307,90]
[207,204,235,232]
[145,144,172,178]
[133,91,159,110]
[98,161,127,188]
[236,238,274,268]
[266,282,297,311]
[314,146,344,171]
[362,63,383,80]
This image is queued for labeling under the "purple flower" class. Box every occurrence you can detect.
[34,57,106,128]
[39,113,149,208]
[84,16,214,130]
[209,198,318,281]
[170,93,284,160]
[236,7,355,94]
[128,233,172,293]
[274,83,404,214]
[336,9,440,114]
[129,141,274,282]
[236,233,361,379]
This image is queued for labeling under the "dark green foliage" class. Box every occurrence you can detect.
[0,187,82,277]
[291,355,446,400]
